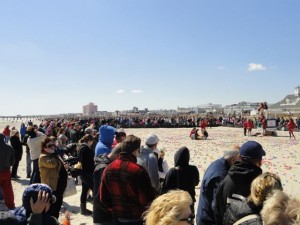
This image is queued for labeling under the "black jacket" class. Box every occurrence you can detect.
[214,160,262,225]
[162,147,200,202]
[93,154,113,223]
[10,136,23,162]
[78,143,95,174]
[223,199,263,225]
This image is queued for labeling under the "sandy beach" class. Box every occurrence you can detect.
[1,120,299,225]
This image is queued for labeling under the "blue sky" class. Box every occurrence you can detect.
[0,0,299,115]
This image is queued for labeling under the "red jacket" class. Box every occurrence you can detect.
[100,153,155,220]
[243,121,247,128]
[287,121,296,130]
[2,127,10,136]
[247,121,254,129]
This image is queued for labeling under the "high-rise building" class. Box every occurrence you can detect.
[82,102,98,115]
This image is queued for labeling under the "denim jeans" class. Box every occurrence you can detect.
[4,136,10,143]
[26,152,32,177]
[30,159,40,184]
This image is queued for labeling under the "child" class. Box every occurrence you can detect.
[286,118,296,139]
[247,119,254,136]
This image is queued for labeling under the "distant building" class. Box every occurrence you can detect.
[223,101,259,116]
[82,102,98,115]
[177,107,202,114]
[269,86,300,113]
[197,103,223,113]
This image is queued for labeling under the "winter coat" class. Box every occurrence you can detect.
[196,157,230,225]
[39,153,62,191]
[214,160,262,225]
[10,136,23,162]
[27,132,46,160]
[223,199,263,225]
[93,154,113,223]
[78,143,95,174]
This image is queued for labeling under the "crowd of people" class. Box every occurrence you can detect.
[0,118,300,225]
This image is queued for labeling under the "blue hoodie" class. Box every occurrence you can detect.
[95,125,116,156]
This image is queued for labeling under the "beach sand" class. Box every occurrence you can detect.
[1,120,299,225]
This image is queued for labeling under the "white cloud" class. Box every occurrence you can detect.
[217,66,224,70]
[247,63,266,71]
[116,89,124,94]
[131,90,143,93]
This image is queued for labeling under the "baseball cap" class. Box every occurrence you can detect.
[240,141,266,160]
[145,134,159,145]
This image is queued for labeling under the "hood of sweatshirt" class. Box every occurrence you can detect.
[99,125,116,147]
[228,160,262,182]
[174,146,190,167]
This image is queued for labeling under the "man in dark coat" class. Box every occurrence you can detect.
[10,130,23,179]
[93,144,121,224]
[213,141,265,225]
[196,146,240,225]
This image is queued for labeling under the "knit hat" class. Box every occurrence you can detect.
[22,184,56,213]
[84,127,94,135]
[145,134,159,145]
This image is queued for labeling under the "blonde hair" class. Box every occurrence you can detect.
[144,190,192,225]
[286,198,300,225]
[159,149,165,156]
[249,172,283,206]
[261,190,300,225]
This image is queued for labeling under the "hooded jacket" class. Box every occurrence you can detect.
[0,133,15,171]
[162,147,200,202]
[214,160,262,225]
[137,145,160,192]
[95,125,116,156]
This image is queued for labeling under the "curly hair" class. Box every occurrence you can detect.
[249,172,283,206]
[144,190,192,225]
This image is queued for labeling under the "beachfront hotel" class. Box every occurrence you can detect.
[269,86,300,113]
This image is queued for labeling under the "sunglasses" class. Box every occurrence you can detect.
[179,214,195,224]
[46,143,56,148]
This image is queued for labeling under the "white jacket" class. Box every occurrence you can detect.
[27,132,46,160]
